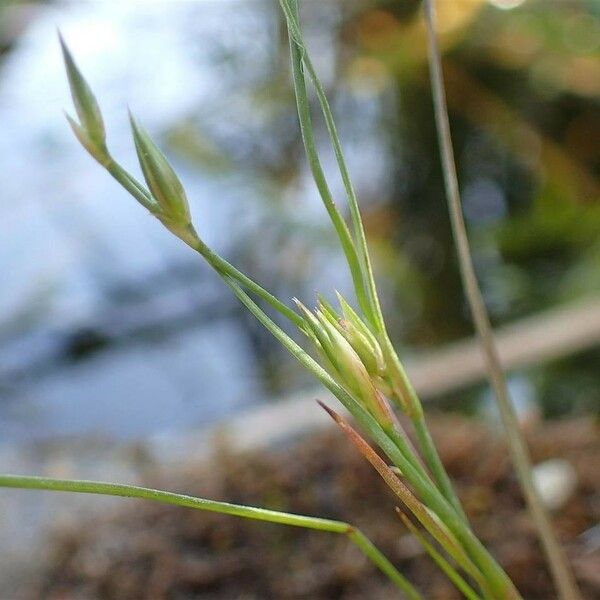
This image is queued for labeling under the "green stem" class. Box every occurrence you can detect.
[0,474,420,599]
[280,0,383,333]
[105,156,157,212]
[349,528,423,599]
[188,234,304,328]
[281,0,467,529]
[285,0,373,324]
[422,2,580,599]
[413,415,467,523]
[102,156,303,327]
[95,148,303,328]
[400,513,481,600]
[380,333,466,521]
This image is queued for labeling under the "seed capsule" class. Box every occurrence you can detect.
[129,113,191,227]
[59,33,106,153]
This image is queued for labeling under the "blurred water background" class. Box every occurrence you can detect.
[0,0,598,445]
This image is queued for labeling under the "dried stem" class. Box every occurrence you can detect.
[422,2,581,598]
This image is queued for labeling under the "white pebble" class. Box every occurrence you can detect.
[532,459,578,510]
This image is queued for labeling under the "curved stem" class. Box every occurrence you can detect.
[422,2,580,599]
[280,0,467,529]
[0,474,421,599]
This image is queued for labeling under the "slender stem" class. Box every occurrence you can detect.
[326,405,490,598]
[348,528,424,599]
[101,154,303,327]
[285,0,373,324]
[187,234,304,328]
[398,512,482,600]
[413,415,467,523]
[380,334,466,520]
[422,2,581,599]
[0,474,420,599]
[280,0,384,333]
[105,156,157,213]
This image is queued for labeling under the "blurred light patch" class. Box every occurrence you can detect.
[463,178,507,225]
[346,57,391,96]
[563,14,600,55]
[356,9,400,52]
[488,0,527,10]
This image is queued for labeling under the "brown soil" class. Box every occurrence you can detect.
[28,415,599,599]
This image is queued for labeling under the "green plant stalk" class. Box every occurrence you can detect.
[185,234,304,328]
[0,475,420,600]
[382,335,467,521]
[412,414,467,522]
[281,0,466,524]
[285,1,373,325]
[422,2,581,599]
[105,157,158,212]
[60,39,466,587]
[398,512,481,600]
[280,0,383,334]
[223,276,519,599]
[109,170,302,327]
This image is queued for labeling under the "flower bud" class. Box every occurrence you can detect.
[129,113,191,227]
[59,33,106,153]
[334,292,385,375]
[295,298,394,428]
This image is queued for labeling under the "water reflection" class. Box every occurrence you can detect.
[1,0,598,442]
[0,1,296,441]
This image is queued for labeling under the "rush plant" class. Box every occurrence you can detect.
[0,1,579,598]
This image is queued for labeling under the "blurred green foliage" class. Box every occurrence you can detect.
[167,0,598,413]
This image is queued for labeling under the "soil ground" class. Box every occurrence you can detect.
[27,414,599,599]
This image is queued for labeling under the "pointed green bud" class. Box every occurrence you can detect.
[338,318,380,375]
[295,299,393,427]
[335,292,385,375]
[129,113,191,226]
[293,299,334,355]
[315,311,375,403]
[293,299,342,380]
[316,294,340,326]
[59,33,106,151]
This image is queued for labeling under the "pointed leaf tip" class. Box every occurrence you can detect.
[59,33,106,149]
[316,399,342,423]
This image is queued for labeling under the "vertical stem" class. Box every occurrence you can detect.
[286,0,373,322]
[280,0,385,332]
[412,415,467,523]
[422,2,581,599]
